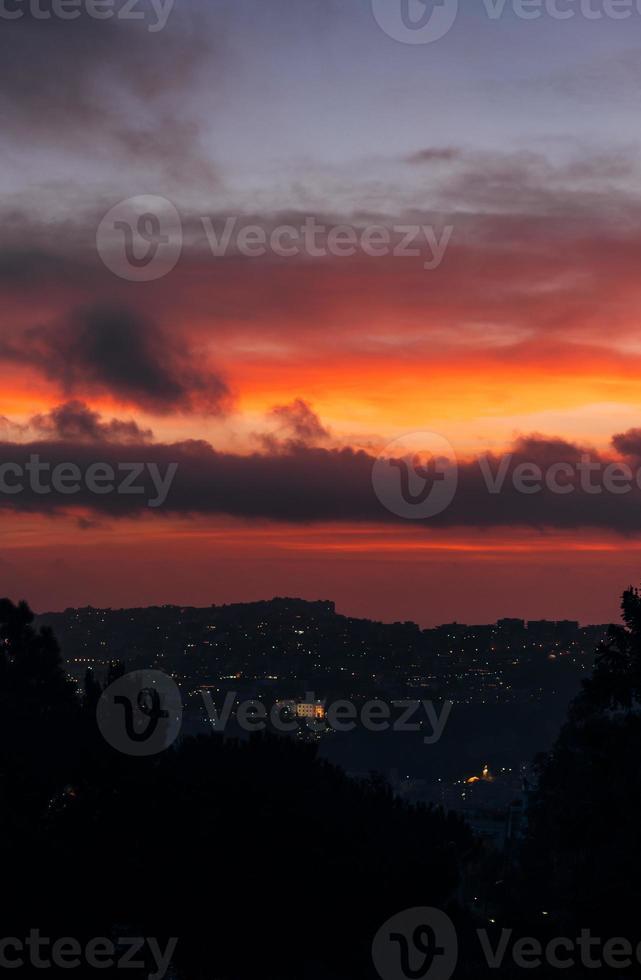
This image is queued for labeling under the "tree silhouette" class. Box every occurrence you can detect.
[517,585,641,939]
[0,597,80,820]
[0,597,478,979]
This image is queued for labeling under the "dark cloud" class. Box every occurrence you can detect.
[30,401,154,443]
[0,246,82,288]
[0,430,641,532]
[76,516,106,531]
[611,428,641,458]
[508,434,585,464]
[263,399,331,450]
[0,306,230,415]
[405,148,462,165]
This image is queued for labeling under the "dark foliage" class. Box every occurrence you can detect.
[517,585,641,941]
[0,598,476,980]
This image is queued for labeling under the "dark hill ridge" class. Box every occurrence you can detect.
[36,598,609,703]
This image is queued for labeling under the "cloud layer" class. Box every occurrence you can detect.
[2,428,641,533]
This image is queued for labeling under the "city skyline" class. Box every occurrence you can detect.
[35,595,608,630]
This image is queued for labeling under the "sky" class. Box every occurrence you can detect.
[3,0,641,624]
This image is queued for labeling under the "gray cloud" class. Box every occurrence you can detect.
[405,147,462,165]
[0,2,221,185]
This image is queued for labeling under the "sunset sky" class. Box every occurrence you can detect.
[3,0,641,624]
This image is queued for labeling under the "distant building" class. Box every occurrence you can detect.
[527,620,556,642]
[554,620,580,642]
[497,618,526,638]
[295,702,326,720]
[527,619,580,644]
[274,699,326,720]
[436,622,466,638]
[466,763,494,784]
